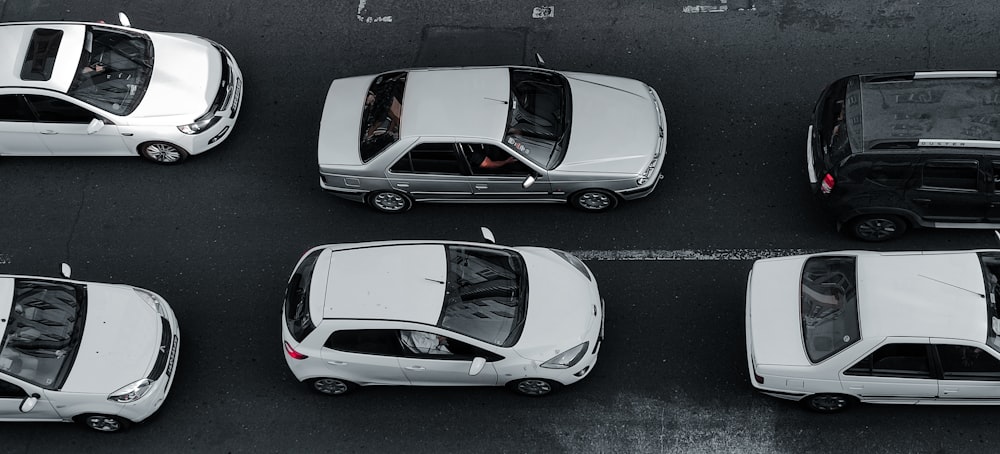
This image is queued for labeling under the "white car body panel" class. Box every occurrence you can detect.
[128,32,218,119]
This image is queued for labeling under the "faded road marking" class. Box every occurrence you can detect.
[683,0,756,13]
[357,0,392,23]
[570,249,814,261]
[0,254,9,265]
[532,6,555,18]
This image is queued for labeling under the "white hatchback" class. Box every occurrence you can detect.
[0,265,179,432]
[281,230,604,396]
[747,249,1000,412]
[0,13,242,163]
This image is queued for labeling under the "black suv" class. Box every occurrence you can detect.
[807,70,1000,241]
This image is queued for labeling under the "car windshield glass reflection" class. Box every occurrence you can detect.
[440,246,527,347]
[800,256,860,363]
[359,71,406,163]
[979,253,1000,353]
[67,26,153,116]
[0,279,86,389]
[504,68,570,170]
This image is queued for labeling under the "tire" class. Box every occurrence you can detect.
[138,141,189,164]
[75,414,131,432]
[308,377,357,396]
[570,189,619,212]
[507,378,562,397]
[801,393,854,413]
[366,190,413,213]
[846,214,908,242]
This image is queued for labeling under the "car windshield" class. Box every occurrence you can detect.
[503,68,571,170]
[979,252,1000,353]
[359,71,407,163]
[800,256,860,363]
[0,279,86,390]
[66,26,153,116]
[439,246,527,347]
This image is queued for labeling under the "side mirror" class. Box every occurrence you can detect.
[480,227,496,244]
[86,118,105,135]
[522,174,537,189]
[118,12,132,27]
[60,263,72,279]
[20,395,39,413]
[534,53,546,68]
[469,357,487,376]
[994,230,1000,245]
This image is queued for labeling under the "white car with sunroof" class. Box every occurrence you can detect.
[746,249,1000,412]
[281,230,604,396]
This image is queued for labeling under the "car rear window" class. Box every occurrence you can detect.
[439,246,527,347]
[359,71,407,163]
[801,256,860,363]
[20,28,64,81]
[284,249,323,342]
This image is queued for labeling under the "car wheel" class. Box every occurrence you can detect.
[802,393,853,413]
[138,141,189,164]
[308,377,357,396]
[366,190,413,213]
[570,189,619,212]
[847,214,907,241]
[507,378,562,397]
[76,414,131,432]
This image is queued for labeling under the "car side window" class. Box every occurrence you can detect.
[389,143,462,175]
[937,345,1000,381]
[0,95,36,122]
[844,343,932,378]
[460,143,531,176]
[0,378,27,398]
[919,160,979,191]
[866,161,914,188]
[24,95,95,123]
[398,330,499,361]
[992,162,1000,192]
[324,329,403,356]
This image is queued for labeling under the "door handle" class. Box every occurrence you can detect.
[912,198,931,205]
[404,366,426,371]
[327,361,347,366]
[39,130,58,135]
[395,183,410,188]
[940,387,959,394]
[475,184,489,189]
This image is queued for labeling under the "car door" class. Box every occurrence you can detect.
[396,329,500,386]
[0,375,61,421]
[840,341,938,403]
[0,94,49,155]
[458,143,552,201]
[903,159,987,222]
[932,342,1000,402]
[320,329,409,385]
[386,142,473,201]
[23,94,130,156]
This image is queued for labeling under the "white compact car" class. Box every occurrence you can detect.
[281,230,604,396]
[0,265,179,432]
[746,249,1000,412]
[0,13,242,163]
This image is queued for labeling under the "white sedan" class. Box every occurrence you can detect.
[0,265,179,432]
[0,13,242,163]
[281,229,604,396]
[746,249,1000,412]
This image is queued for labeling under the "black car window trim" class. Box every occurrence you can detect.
[843,343,936,379]
[917,159,982,192]
[23,94,101,124]
[387,143,466,176]
[935,344,1000,381]
[322,324,505,361]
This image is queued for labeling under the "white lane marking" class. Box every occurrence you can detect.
[683,0,756,13]
[357,0,393,23]
[0,254,9,265]
[570,249,815,261]
[532,6,555,18]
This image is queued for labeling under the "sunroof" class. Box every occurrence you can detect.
[20,28,64,81]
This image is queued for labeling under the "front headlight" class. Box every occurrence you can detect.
[134,288,167,317]
[540,342,589,369]
[108,378,153,403]
[177,115,221,134]
[551,249,591,281]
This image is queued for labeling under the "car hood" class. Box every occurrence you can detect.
[128,32,220,119]
[317,75,373,168]
[556,73,662,175]
[60,284,159,394]
[747,256,812,367]
[513,247,601,362]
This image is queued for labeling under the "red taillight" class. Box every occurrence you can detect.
[284,341,308,360]
[820,173,835,194]
[754,372,765,384]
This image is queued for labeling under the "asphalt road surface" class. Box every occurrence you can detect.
[2,0,999,452]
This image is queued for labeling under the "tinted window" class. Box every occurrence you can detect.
[992,162,1000,192]
[0,379,27,398]
[462,143,531,176]
[844,343,932,378]
[325,329,402,356]
[920,161,979,191]
[0,95,36,122]
[866,161,914,187]
[360,72,406,163]
[800,256,860,363]
[284,249,323,343]
[25,95,95,123]
[20,28,63,81]
[390,143,461,175]
[938,345,1000,380]
[440,246,527,347]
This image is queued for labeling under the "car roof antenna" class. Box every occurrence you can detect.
[534,53,546,68]
[480,227,496,244]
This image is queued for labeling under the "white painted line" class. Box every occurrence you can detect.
[683,0,756,13]
[569,249,815,261]
[0,254,10,265]
[357,0,393,23]
[532,6,555,19]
